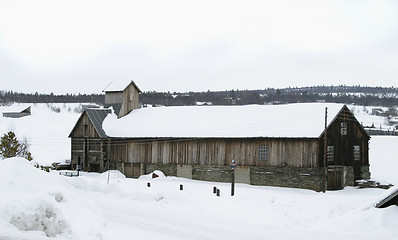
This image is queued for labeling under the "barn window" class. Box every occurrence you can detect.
[327,146,334,162]
[353,145,360,161]
[258,146,268,161]
[341,123,347,135]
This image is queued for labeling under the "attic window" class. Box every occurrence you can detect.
[353,145,360,161]
[258,146,268,161]
[341,123,347,135]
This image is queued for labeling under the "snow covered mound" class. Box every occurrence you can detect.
[0,158,105,240]
[10,200,69,237]
[138,170,167,180]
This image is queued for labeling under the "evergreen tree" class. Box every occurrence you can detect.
[0,131,33,160]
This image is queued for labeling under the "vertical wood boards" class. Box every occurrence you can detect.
[121,138,319,168]
[69,112,100,138]
[119,84,140,117]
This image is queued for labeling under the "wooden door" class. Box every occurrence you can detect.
[124,163,133,178]
[133,163,141,178]
[327,165,343,190]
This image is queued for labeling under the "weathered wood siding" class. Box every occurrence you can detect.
[109,139,129,163]
[69,112,100,138]
[119,84,140,117]
[319,106,370,167]
[105,92,123,104]
[319,106,370,188]
[123,138,319,168]
[70,138,107,172]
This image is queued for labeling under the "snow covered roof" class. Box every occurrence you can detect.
[2,105,31,114]
[86,109,111,138]
[103,80,141,93]
[68,108,111,138]
[103,103,346,138]
[375,186,398,208]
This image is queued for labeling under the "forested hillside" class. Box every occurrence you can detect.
[1,85,397,107]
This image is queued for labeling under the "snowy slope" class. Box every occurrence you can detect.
[0,103,82,165]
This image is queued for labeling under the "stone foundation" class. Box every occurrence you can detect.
[344,166,355,187]
[192,165,232,183]
[177,164,193,179]
[361,165,371,179]
[250,166,323,191]
[144,163,177,177]
[132,163,371,192]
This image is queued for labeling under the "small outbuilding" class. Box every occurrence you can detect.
[103,80,141,118]
[3,106,31,118]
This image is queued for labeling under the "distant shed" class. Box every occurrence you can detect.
[3,106,31,118]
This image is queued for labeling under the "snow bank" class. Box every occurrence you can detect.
[10,200,69,237]
[0,158,105,240]
[138,170,167,180]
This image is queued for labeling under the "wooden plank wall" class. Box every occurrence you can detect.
[110,139,129,162]
[119,84,140,117]
[319,106,370,167]
[69,113,100,138]
[121,138,319,167]
[105,92,123,104]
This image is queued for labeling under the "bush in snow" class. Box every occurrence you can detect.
[0,131,33,160]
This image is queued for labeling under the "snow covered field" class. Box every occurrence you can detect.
[0,103,397,240]
[0,103,82,166]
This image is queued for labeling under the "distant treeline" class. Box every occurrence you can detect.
[0,91,105,105]
[140,85,398,107]
[1,85,398,107]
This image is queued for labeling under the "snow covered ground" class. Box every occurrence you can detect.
[0,103,397,239]
[1,151,397,240]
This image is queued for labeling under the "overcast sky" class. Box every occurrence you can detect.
[1,0,397,94]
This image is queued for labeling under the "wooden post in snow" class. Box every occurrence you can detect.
[323,107,328,193]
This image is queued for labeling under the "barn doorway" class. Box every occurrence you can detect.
[327,165,343,190]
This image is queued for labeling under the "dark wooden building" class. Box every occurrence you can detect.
[69,82,370,191]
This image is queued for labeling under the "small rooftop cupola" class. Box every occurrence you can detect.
[103,80,142,118]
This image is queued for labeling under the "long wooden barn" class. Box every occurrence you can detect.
[69,81,370,191]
